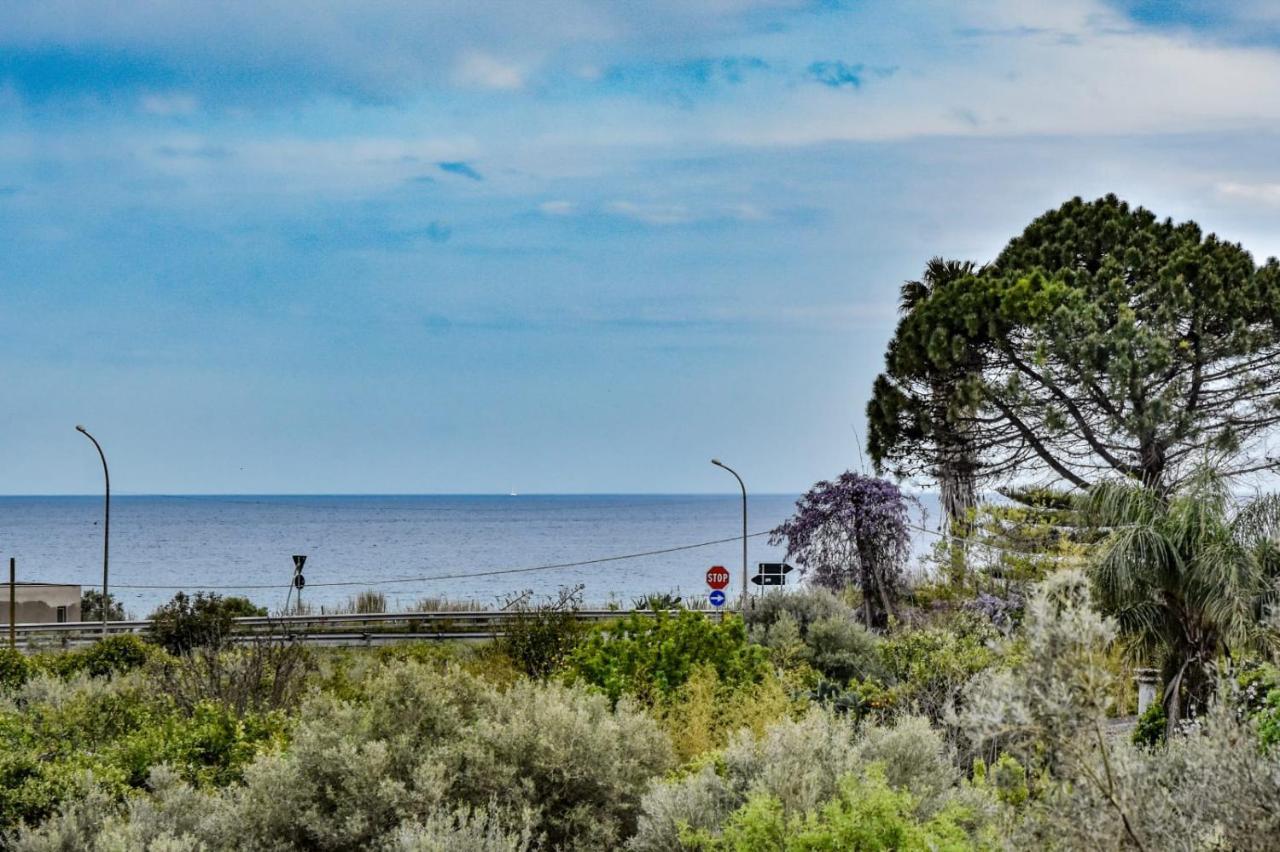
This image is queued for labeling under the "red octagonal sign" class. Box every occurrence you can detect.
[706,566,731,590]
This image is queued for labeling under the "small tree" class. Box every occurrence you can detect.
[147,592,266,655]
[770,473,914,628]
[80,589,125,622]
[1082,467,1280,732]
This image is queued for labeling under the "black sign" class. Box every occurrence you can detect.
[292,555,307,572]
[757,562,794,575]
[751,574,785,586]
[293,574,306,590]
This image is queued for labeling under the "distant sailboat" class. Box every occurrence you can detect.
[508,486,518,497]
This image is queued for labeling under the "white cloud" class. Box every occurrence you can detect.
[452,52,525,90]
[604,200,695,225]
[139,92,200,116]
[1217,182,1280,206]
[538,200,577,215]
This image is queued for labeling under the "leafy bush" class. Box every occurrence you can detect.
[1131,701,1166,748]
[150,637,313,716]
[631,710,992,852]
[41,635,154,680]
[958,571,1117,775]
[80,590,126,622]
[1254,688,1280,753]
[568,610,769,705]
[745,588,854,635]
[658,664,802,763]
[679,766,979,851]
[0,670,285,834]
[147,592,266,655]
[1015,702,1280,850]
[0,647,32,690]
[873,613,999,721]
[747,589,883,683]
[15,663,672,851]
[497,586,587,679]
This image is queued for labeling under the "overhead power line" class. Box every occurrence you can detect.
[104,530,776,591]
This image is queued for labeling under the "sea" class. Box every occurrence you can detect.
[0,494,940,618]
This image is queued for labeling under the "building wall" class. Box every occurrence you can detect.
[0,585,82,624]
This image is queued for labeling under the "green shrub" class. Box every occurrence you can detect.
[18,663,671,850]
[497,592,587,680]
[1254,688,1280,752]
[1015,702,1280,850]
[50,635,154,679]
[1131,701,1166,748]
[147,592,265,655]
[679,766,979,852]
[567,611,769,705]
[0,669,285,835]
[747,590,882,683]
[746,588,856,634]
[80,590,125,622]
[874,614,999,721]
[0,648,32,690]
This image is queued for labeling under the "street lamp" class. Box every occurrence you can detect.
[76,425,110,637]
[711,459,748,612]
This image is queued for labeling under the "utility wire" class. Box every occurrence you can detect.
[103,531,775,591]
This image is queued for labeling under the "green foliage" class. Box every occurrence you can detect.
[496,587,587,679]
[1131,701,1166,748]
[871,196,1280,494]
[0,647,33,690]
[147,592,265,655]
[659,664,804,763]
[567,611,769,705]
[1255,689,1280,752]
[747,589,883,683]
[80,590,125,622]
[41,635,154,679]
[0,671,284,834]
[1015,701,1280,850]
[631,710,993,852]
[15,662,673,851]
[871,614,999,721]
[1084,469,1280,729]
[971,754,1028,809]
[959,571,1118,776]
[680,766,978,852]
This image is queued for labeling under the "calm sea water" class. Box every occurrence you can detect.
[0,495,827,617]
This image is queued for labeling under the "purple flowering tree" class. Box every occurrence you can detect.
[770,472,914,628]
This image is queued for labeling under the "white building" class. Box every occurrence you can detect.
[0,584,82,624]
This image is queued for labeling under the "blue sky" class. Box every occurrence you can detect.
[4,0,1280,494]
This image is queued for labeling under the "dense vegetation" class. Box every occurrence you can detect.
[5,558,1280,849]
[9,195,1280,848]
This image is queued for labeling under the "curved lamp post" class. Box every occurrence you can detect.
[711,459,748,611]
[76,425,110,637]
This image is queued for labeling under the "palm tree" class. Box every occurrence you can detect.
[1082,468,1280,732]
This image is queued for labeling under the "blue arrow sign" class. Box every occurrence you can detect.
[708,589,726,608]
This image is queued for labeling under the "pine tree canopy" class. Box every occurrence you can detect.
[869,195,1280,496]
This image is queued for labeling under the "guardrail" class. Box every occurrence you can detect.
[6,609,679,650]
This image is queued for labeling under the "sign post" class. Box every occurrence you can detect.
[292,555,307,614]
[751,562,794,588]
[706,565,730,618]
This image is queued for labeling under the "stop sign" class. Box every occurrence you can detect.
[706,565,731,590]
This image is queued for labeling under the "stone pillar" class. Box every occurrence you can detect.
[1134,668,1159,715]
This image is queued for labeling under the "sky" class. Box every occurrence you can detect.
[4,0,1280,495]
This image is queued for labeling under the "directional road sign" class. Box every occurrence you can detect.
[708,589,726,608]
[751,574,785,586]
[706,565,731,590]
[757,562,794,575]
